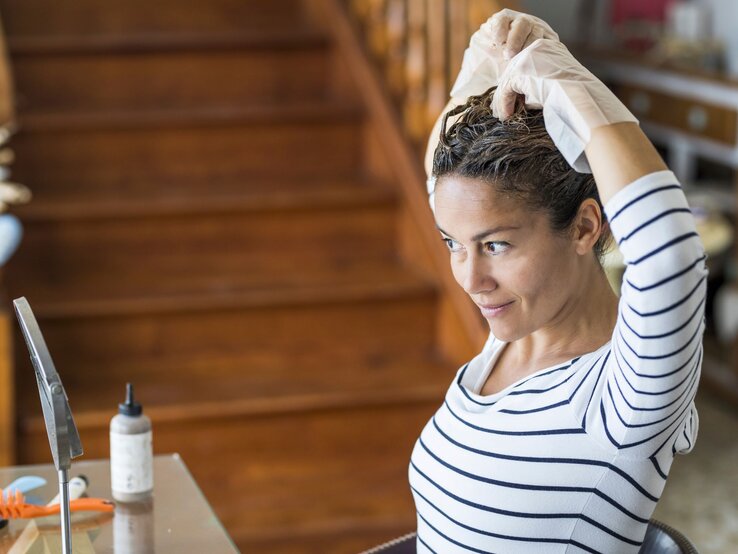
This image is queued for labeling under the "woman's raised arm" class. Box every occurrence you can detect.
[585,122,667,204]
[482,12,706,460]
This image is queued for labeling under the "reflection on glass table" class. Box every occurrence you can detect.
[0,454,238,553]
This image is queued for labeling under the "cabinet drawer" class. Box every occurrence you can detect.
[615,83,737,146]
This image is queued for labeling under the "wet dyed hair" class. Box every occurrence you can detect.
[431,87,612,260]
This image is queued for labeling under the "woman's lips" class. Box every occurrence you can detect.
[478,301,513,318]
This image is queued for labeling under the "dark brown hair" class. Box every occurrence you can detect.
[432,87,612,259]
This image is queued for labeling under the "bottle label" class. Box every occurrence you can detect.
[110,430,153,494]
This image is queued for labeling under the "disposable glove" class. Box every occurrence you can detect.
[427,10,558,210]
[493,38,638,173]
[450,9,558,100]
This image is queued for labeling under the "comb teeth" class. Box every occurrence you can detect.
[0,487,6,518]
[14,489,23,517]
[0,487,27,518]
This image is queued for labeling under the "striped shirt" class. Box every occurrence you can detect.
[409,171,706,553]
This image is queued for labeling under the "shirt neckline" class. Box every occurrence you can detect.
[464,339,612,402]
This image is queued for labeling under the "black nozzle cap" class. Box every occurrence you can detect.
[119,382,143,416]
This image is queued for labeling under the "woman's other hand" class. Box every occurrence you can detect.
[492,38,638,173]
[450,9,558,101]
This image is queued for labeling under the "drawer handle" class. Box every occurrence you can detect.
[687,106,708,131]
[629,91,651,115]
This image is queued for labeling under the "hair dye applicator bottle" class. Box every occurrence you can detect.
[110,383,153,502]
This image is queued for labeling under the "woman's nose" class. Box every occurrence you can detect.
[461,255,496,295]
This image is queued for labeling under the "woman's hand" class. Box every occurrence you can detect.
[492,38,638,173]
[491,35,665,200]
[450,9,558,101]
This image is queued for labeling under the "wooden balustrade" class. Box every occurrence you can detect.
[347,0,514,147]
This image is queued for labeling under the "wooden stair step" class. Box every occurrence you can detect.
[19,353,452,431]
[10,258,429,318]
[12,275,438,384]
[18,400,438,553]
[8,193,399,296]
[14,176,394,220]
[0,0,310,39]
[11,35,332,112]
[9,256,416,315]
[12,103,364,189]
[17,101,363,131]
[7,28,329,55]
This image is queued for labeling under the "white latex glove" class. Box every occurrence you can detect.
[427,10,558,211]
[450,9,558,101]
[493,38,638,173]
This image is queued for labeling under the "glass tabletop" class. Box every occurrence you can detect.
[0,454,238,553]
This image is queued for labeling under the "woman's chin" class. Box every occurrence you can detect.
[487,322,522,343]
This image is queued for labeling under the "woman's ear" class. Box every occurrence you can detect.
[572,199,603,255]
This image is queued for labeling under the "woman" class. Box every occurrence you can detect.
[409,10,706,553]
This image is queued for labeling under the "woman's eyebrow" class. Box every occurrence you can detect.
[436,225,521,241]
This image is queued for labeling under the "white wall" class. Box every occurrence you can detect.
[519,0,581,42]
[520,0,615,45]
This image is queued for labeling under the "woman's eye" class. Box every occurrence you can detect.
[442,238,462,252]
[485,241,509,254]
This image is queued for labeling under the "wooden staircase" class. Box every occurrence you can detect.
[0,0,484,551]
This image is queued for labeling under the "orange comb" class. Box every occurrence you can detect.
[0,488,114,519]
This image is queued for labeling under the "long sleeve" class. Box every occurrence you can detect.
[580,170,707,459]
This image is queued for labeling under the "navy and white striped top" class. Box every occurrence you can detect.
[409,171,707,553]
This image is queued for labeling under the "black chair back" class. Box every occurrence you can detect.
[640,519,699,554]
[360,519,699,553]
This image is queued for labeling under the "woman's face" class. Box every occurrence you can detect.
[434,175,582,342]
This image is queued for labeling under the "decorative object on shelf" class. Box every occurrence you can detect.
[611,0,671,52]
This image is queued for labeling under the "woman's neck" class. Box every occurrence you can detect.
[510,262,619,369]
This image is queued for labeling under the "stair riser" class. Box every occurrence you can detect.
[12,119,362,190]
[13,48,330,112]
[7,205,396,293]
[13,295,437,397]
[18,402,435,553]
[0,0,308,38]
